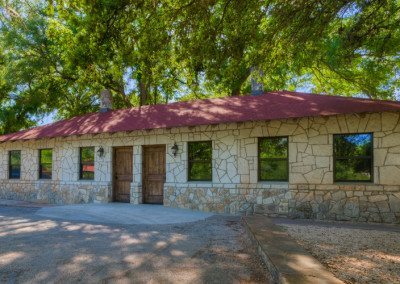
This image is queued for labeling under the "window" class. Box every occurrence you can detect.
[188,141,212,181]
[39,149,52,179]
[9,151,21,179]
[258,137,288,181]
[334,133,373,182]
[80,147,95,180]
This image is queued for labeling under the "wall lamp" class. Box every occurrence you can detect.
[97,146,105,158]
[171,143,179,157]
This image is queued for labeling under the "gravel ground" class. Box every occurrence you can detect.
[0,206,267,284]
[276,219,400,284]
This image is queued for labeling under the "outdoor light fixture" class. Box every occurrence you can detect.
[97,146,105,158]
[171,143,179,157]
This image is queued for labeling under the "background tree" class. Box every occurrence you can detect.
[0,0,399,134]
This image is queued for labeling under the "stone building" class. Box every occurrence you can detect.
[1,91,400,223]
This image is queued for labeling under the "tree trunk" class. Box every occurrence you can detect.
[154,87,158,105]
[138,77,150,106]
[230,68,252,96]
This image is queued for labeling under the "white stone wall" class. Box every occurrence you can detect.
[0,111,399,222]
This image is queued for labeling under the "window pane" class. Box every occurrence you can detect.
[10,151,21,166]
[188,141,212,161]
[80,147,95,180]
[259,137,288,181]
[81,171,94,180]
[334,133,372,157]
[188,141,212,181]
[40,164,52,179]
[39,149,52,179]
[259,137,288,159]
[81,147,94,163]
[260,159,288,181]
[333,133,373,182]
[10,166,21,179]
[189,162,212,181]
[335,158,372,181]
[40,149,52,164]
[80,164,95,180]
[9,151,21,179]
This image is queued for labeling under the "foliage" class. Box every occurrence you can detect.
[39,148,52,164]
[259,137,288,181]
[334,133,373,181]
[39,148,52,179]
[0,0,399,134]
[80,147,94,180]
[9,150,20,165]
[188,141,212,181]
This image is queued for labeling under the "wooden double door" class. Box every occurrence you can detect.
[142,145,166,204]
[113,145,166,204]
[113,147,133,203]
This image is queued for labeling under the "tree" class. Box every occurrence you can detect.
[173,0,399,98]
[0,0,399,134]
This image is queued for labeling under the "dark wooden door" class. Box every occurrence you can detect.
[113,147,133,203]
[143,145,166,204]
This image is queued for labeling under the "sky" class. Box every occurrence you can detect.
[38,111,57,126]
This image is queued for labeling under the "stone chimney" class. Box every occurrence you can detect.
[251,67,264,96]
[99,89,113,112]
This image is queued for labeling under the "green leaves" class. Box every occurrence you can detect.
[0,0,399,135]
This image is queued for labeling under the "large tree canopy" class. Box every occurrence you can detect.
[0,0,399,134]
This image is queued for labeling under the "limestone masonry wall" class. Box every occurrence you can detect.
[0,111,399,223]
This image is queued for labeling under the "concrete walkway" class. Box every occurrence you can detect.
[35,203,215,225]
[243,216,343,284]
[272,217,400,232]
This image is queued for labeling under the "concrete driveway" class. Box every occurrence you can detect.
[35,203,214,225]
[0,203,267,283]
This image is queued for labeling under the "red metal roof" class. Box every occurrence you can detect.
[1,91,400,142]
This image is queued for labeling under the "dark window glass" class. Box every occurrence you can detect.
[188,141,212,181]
[259,137,288,181]
[80,147,95,180]
[9,151,21,179]
[334,133,373,182]
[39,149,52,179]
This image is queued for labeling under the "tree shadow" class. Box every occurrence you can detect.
[277,220,400,283]
[0,209,267,283]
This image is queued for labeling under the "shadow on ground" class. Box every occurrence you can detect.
[0,206,267,283]
[274,217,400,283]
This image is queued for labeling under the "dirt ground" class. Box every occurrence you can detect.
[276,219,400,284]
[0,205,267,284]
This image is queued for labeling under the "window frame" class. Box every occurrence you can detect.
[79,147,95,180]
[187,141,213,182]
[258,136,289,182]
[39,148,53,180]
[333,132,374,183]
[8,150,21,180]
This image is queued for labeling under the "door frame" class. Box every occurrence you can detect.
[112,146,133,202]
[142,144,166,204]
